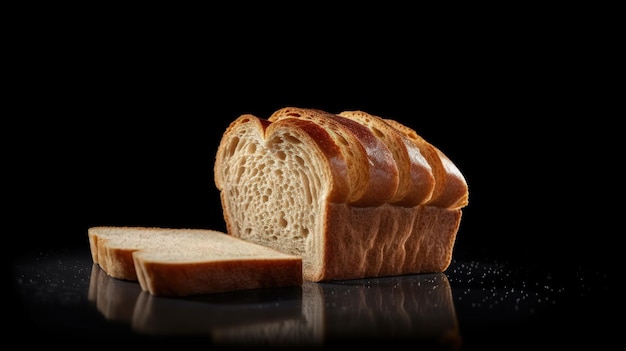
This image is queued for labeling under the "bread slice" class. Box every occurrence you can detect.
[88,226,303,297]
[214,107,469,281]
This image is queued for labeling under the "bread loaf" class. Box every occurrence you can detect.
[88,226,303,296]
[214,107,468,282]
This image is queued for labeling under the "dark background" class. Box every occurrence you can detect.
[10,8,616,275]
[7,8,619,350]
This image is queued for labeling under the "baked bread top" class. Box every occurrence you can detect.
[216,107,467,210]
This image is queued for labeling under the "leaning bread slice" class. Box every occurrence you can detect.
[88,226,302,297]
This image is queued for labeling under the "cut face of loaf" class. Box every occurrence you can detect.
[214,108,469,282]
[88,226,302,297]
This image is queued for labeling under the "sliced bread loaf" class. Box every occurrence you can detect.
[88,226,303,297]
[214,107,469,282]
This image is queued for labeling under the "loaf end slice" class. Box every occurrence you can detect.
[88,226,303,297]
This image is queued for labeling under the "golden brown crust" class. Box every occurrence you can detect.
[383,118,469,209]
[431,148,469,209]
[338,110,435,206]
[134,256,302,297]
[311,204,461,281]
[327,113,399,206]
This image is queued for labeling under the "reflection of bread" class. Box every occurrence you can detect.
[88,227,302,296]
[88,263,141,321]
[89,263,458,347]
[132,287,310,343]
[319,274,460,347]
[89,259,321,346]
[215,107,469,281]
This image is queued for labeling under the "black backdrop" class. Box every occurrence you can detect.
[11,11,615,276]
[8,9,619,351]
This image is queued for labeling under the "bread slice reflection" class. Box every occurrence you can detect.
[89,264,459,348]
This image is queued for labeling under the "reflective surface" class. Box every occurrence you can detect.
[12,248,613,349]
